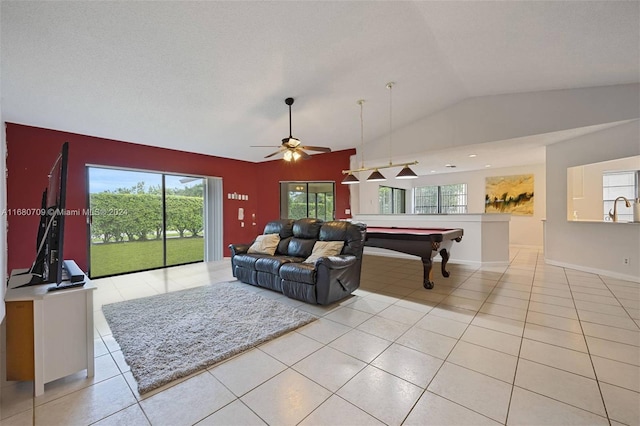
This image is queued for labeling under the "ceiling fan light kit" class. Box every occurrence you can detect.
[342,82,419,184]
[283,150,302,162]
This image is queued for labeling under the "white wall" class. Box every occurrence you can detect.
[546,120,640,281]
[362,84,640,161]
[352,163,545,247]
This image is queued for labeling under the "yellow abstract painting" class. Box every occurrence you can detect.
[485,174,534,215]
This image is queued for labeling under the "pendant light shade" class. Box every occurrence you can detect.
[396,164,418,179]
[342,172,359,184]
[367,169,386,182]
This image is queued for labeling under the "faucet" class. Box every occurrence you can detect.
[608,196,631,222]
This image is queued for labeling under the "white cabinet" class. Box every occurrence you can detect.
[5,266,95,396]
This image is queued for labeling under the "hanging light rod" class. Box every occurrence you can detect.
[341,161,419,175]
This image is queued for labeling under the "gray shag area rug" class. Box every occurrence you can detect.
[102,281,317,394]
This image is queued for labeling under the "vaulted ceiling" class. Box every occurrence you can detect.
[2,1,639,170]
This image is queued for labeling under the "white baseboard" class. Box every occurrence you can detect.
[544,258,640,283]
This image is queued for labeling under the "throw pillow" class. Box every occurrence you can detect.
[303,241,344,264]
[247,234,281,255]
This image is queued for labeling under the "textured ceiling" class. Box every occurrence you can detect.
[2,1,639,169]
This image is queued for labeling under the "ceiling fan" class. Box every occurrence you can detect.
[252,97,331,161]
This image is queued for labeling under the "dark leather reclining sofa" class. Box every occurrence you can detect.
[229,218,366,305]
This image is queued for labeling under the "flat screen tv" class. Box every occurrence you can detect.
[9,142,70,288]
[41,141,69,284]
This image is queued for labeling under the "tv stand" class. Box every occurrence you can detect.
[4,260,95,396]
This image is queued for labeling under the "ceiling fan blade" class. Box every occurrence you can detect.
[298,149,312,160]
[264,148,285,158]
[300,145,331,153]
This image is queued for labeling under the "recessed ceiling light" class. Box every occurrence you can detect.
[468,154,477,158]
[485,164,491,168]
[430,170,436,173]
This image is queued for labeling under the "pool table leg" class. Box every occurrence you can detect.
[440,248,451,278]
[422,257,435,289]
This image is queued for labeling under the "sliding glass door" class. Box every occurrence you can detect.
[164,175,205,266]
[280,181,335,220]
[88,167,205,277]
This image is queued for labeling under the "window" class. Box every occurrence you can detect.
[414,186,438,214]
[280,182,335,220]
[379,186,406,214]
[603,171,638,221]
[414,183,467,214]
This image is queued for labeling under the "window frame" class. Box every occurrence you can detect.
[379,185,406,214]
[413,183,468,214]
[279,181,335,221]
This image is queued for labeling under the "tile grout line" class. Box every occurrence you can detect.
[306,259,501,425]
[503,246,536,426]
[597,276,640,331]
[396,258,508,425]
[564,267,612,424]
[504,256,612,420]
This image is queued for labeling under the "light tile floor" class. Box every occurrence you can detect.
[1,248,639,425]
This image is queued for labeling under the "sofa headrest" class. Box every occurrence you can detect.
[293,218,323,239]
[320,221,366,257]
[319,221,350,241]
[264,219,295,238]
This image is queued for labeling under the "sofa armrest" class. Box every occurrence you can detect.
[315,255,357,270]
[314,254,362,305]
[229,243,250,257]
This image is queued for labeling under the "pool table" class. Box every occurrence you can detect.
[364,227,464,289]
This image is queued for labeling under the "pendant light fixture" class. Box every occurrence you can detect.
[341,82,418,182]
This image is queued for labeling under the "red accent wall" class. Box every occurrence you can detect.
[5,123,354,274]
[256,150,355,231]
